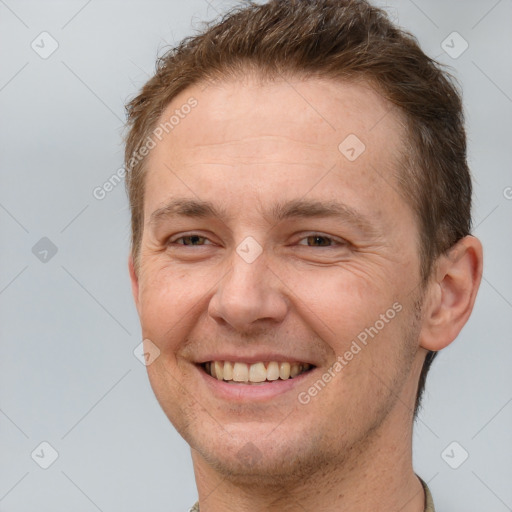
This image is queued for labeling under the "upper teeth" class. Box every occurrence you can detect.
[204,361,311,382]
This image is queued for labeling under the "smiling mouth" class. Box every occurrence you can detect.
[200,361,315,384]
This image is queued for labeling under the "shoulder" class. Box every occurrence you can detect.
[418,476,436,512]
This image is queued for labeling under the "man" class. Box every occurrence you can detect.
[124,1,483,510]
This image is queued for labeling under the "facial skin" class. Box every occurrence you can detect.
[129,75,483,511]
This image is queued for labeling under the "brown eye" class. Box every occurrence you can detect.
[175,235,208,246]
[305,235,332,246]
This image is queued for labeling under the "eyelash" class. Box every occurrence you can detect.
[169,234,212,246]
[297,234,346,247]
[168,233,347,248]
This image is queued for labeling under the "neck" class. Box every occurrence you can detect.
[191,403,425,512]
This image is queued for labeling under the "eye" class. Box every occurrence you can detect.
[297,234,345,247]
[169,234,212,246]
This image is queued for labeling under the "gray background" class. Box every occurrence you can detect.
[0,0,511,510]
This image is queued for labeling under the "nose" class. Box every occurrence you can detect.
[208,251,288,332]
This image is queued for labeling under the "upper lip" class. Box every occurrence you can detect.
[194,353,318,366]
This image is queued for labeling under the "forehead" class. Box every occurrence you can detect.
[144,75,408,220]
[160,75,403,147]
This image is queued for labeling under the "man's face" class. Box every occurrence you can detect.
[131,75,428,481]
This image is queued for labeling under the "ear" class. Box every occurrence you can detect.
[419,235,483,352]
[128,253,140,314]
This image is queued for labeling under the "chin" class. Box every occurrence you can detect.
[190,422,339,484]
[199,447,311,484]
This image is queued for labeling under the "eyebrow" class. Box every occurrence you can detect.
[149,198,378,236]
[149,198,230,226]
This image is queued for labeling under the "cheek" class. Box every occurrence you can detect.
[280,264,399,343]
[137,263,208,346]
[286,265,413,392]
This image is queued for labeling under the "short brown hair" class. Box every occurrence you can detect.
[124,0,473,414]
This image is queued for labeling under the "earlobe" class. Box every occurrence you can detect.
[128,254,140,313]
[419,236,483,352]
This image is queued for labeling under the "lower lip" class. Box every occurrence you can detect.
[197,364,315,402]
